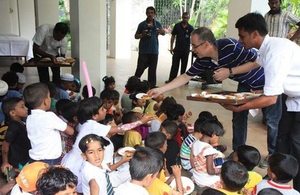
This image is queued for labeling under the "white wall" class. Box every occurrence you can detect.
[34,0,59,26]
[0,0,19,35]
[227,0,269,39]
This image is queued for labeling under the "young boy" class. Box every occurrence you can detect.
[218,160,249,195]
[23,82,74,165]
[160,120,180,174]
[180,116,203,170]
[232,145,262,193]
[1,71,22,99]
[36,166,78,195]
[1,97,31,172]
[114,147,163,195]
[145,132,183,195]
[55,73,75,100]
[123,111,143,147]
[10,162,48,195]
[253,153,300,195]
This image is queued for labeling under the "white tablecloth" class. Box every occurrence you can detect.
[0,34,32,58]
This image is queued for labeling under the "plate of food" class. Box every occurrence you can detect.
[136,93,152,100]
[170,176,195,195]
[117,147,135,157]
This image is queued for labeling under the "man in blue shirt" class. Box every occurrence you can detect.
[166,12,194,83]
[134,6,165,88]
[149,27,281,156]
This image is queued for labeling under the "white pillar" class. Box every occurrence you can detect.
[70,0,106,93]
[34,0,59,26]
[227,0,269,39]
[110,0,132,59]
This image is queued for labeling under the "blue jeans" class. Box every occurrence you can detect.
[232,84,281,154]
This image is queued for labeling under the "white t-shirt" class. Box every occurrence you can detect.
[10,184,32,195]
[257,35,300,111]
[26,109,67,160]
[254,179,300,195]
[191,140,223,187]
[32,24,67,56]
[114,181,149,195]
[81,161,109,195]
[61,120,112,193]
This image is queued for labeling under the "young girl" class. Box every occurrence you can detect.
[121,76,140,113]
[130,92,147,113]
[190,118,225,188]
[62,97,152,192]
[102,76,115,91]
[79,134,113,195]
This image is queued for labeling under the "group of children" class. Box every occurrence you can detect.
[0,69,299,195]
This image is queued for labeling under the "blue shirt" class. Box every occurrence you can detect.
[135,20,163,54]
[186,38,265,90]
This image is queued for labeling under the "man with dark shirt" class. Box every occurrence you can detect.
[166,12,194,83]
[134,6,165,88]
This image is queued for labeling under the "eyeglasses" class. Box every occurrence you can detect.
[192,41,206,49]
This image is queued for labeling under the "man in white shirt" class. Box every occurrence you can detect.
[32,22,69,84]
[224,12,300,192]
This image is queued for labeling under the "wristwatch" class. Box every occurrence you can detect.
[229,68,234,78]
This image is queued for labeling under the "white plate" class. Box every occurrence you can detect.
[117,147,135,156]
[170,176,195,195]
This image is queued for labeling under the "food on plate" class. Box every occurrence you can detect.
[124,150,135,157]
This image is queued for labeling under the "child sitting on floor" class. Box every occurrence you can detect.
[253,153,300,195]
[1,97,31,172]
[114,146,163,195]
[161,120,180,174]
[36,166,78,195]
[79,134,113,195]
[145,131,183,195]
[23,82,74,165]
[190,118,225,188]
[123,111,143,147]
[232,145,262,194]
[121,76,140,113]
[219,160,249,194]
[102,75,115,91]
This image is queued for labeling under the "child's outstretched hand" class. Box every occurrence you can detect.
[140,114,154,124]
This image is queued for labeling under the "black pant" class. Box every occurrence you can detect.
[37,66,60,84]
[276,94,300,192]
[168,51,190,81]
[134,53,158,88]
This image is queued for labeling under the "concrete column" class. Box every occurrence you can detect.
[109,0,132,59]
[227,0,269,39]
[70,0,106,93]
[34,0,59,26]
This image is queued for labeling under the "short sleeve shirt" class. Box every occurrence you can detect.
[135,20,163,54]
[265,11,300,38]
[26,109,67,160]
[186,38,264,90]
[172,22,194,52]
[5,120,31,167]
[32,24,67,56]
[115,181,149,195]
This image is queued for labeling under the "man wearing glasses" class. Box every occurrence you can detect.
[149,27,281,157]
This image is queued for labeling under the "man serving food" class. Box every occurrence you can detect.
[149,27,281,157]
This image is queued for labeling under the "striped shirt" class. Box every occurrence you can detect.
[180,134,197,170]
[186,38,265,90]
[265,11,300,38]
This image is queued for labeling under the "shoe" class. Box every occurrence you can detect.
[259,155,270,169]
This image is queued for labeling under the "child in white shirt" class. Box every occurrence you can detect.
[114,147,163,195]
[79,134,113,195]
[23,82,74,165]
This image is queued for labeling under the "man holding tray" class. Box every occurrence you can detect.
[149,27,281,160]
[226,12,300,192]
